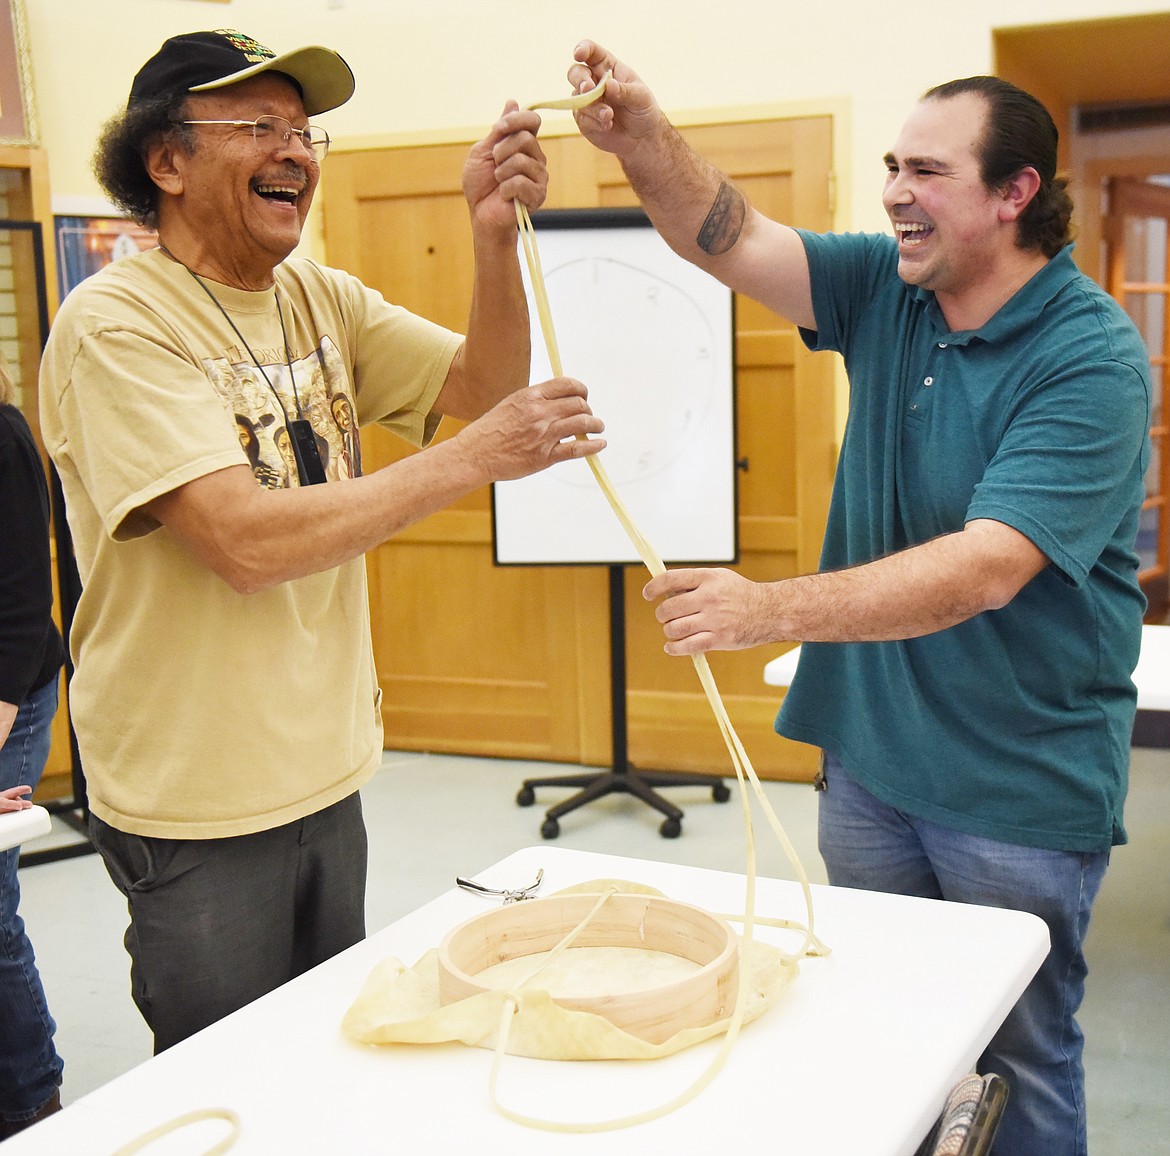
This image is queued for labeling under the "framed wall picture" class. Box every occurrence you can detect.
[54,216,157,299]
[0,0,37,146]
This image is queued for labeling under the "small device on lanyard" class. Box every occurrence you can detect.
[287,419,327,486]
[171,253,329,488]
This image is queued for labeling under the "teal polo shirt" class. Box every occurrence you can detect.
[777,233,1151,851]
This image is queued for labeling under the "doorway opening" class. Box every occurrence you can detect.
[995,13,1170,620]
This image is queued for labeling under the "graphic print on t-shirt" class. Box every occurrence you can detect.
[202,334,362,487]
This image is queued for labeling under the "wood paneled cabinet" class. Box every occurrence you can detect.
[322,117,837,780]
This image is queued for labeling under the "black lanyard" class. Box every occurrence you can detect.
[160,246,327,487]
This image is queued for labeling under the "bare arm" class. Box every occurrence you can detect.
[434,103,548,420]
[145,377,605,595]
[146,104,593,595]
[569,40,815,329]
[643,519,1048,655]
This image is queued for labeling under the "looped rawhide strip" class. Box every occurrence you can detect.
[110,1108,241,1155]
[480,75,827,1133]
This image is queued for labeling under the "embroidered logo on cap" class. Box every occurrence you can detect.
[215,29,276,65]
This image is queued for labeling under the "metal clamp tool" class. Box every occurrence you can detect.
[455,867,544,904]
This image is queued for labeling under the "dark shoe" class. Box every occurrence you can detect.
[0,1090,62,1140]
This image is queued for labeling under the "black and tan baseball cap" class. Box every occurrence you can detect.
[127,29,355,116]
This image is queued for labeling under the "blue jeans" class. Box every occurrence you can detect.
[817,754,1106,1156]
[0,677,64,1123]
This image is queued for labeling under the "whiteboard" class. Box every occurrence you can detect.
[492,208,737,565]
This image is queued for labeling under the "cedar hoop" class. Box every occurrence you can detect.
[437,891,739,1045]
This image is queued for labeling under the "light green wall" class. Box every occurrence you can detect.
[22,0,1170,240]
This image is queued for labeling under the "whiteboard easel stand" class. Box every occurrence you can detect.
[516,564,731,839]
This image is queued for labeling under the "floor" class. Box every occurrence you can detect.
[13,747,1170,1154]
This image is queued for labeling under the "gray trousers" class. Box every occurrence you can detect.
[90,792,367,1053]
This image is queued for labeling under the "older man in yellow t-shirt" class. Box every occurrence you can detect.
[39,29,606,1053]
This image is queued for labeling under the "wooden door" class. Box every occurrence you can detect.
[1104,176,1170,619]
[322,117,835,779]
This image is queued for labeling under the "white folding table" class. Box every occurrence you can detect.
[4,844,1048,1156]
[0,805,51,853]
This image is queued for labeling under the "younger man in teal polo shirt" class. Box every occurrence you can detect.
[569,45,1150,1156]
[786,227,1146,855]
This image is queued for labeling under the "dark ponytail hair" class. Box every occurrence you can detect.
[924,76,1073,258]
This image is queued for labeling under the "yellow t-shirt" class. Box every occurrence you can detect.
[39,249,461,838]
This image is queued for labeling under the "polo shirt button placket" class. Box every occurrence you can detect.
[910,361,939,416]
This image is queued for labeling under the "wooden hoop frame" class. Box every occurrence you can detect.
[437,891,740,1045]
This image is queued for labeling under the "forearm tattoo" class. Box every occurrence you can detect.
[697,182,746,255]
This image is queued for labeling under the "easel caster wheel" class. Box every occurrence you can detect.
[712,782,731,803]
[516,786,536,807]
[659,817,682,839]
[540,817,560,839]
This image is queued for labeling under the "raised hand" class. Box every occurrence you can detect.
[462,102,548,231]
[568,40,663,158]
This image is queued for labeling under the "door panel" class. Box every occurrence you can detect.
[1105,177,1170,619]
[323,118,835,779]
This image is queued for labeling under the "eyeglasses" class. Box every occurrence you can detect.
[177,115,331,161]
